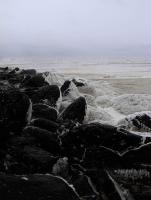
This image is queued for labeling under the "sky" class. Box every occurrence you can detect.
[0,0,151,58]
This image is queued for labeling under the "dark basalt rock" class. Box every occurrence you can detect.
[132,113,151,130]
[112,169,151,200]
[32,103,58,121]
[71,174,99,199]
[32,85,60,106]
[0,120,9,142]
[0,89,31,134]
[52,157,69,179]
[118,112,151,132]
[0,173,80,200]
[83,168,126,200]
[60,80,71,96]
[20,69,37,76]
[23,126,60,154]
[122,142,151,168]
[72,78,85,87]
[83,146,123,169]
[22,146,57,173]
[20,87,38,99]
[61,123,149,159]
[8,136,36,149]
[8,67,19,75]
[30,118,59,132]
[21,74,48,88]
[60,96,86,123]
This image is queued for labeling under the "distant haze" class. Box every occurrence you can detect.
[0,0,151,58]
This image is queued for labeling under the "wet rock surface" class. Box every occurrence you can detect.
[0,66,151,199]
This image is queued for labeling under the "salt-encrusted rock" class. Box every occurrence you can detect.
[32,85,60,107]
[23,126,60,154]
[32,103,58,121]
[30,118,59,132]
[21,74,48,88]
[0,89,31,134]
[60,96,86,123]
[0,173,80,200]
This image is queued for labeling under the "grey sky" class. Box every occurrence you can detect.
[0,0,151,57]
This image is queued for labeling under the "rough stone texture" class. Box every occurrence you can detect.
[32,104,58,121]
[0,89,30,134]
[0,173,80,200]
[32,85,60,106]
[60,96,86,123]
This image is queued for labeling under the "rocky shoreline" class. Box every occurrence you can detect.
[0,67,151,199]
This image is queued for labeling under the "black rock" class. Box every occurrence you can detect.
[132,113,151,130]
[32,103,58,121]
[0,173,80,200]
[22,146,57,173]
[118,112,151,132]
[0,120,9,142]
[71,174,99,199]
[122,142,151,167]
[61,123,149,158]
[23,126,60,154]
[72,78,85,87]
[20,69,37,76]
[83,146,123,169]
[30,118,59,132]
[60,96,86,123]
[21,87,38,99]
[60,80,71,96]
[21,74,48,88]
[0,89,31,134]
[32,85,60,106]
[8,136,36,148]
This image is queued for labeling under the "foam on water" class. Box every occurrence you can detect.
[112,94,151,115]
[1,57,151,130]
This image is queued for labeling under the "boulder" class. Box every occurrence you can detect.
[0,173,80,200]
[32,103,58,121]
[61,123,149,158]
[60,97,86,123]
[21,74,48,88]
[23,126,60,154]
[122,142,151,167]
[20,69,37,76]
[22,146,57,173]
[0,89,31,134]
[30,118,59,132]
[60,80,71,96]
[83,146,123,169]
[71,174,99,199]
[32,85,60,107]
[118,111,151,132]
[72,78,85,87]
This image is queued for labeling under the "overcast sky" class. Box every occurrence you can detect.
[0,0,151,58]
